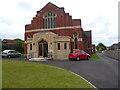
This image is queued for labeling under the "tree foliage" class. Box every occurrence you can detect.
[96,43,106,53]
[14,38,24,53]
[2,45,8,51]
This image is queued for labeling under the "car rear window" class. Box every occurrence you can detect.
[3,50,9,53]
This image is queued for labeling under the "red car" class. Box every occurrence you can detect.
[68,50,90,61]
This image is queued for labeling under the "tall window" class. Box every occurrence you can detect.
[87,41,90,48]
[58,43,60,50]
[74,38,78,49]
[64,43,67,49]
[44,12,56,29]
[74,32,78,49]
[30,44,32,50]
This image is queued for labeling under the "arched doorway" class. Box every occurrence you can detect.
[38,40,48,57]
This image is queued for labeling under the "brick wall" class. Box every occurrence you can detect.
[24,2,93,55]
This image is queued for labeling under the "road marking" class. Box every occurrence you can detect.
[71,71,98,89]
[54,67,97,89]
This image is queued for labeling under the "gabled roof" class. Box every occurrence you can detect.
[2,39,18,43]
[40,2,60,11]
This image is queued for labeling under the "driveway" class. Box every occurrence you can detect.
[2,53,118,88]
[38,53,118,88]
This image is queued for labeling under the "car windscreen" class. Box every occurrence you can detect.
[71,51,76,53]
[8,51,14,53]
[79,51,86,54]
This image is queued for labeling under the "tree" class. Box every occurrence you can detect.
[14,38,24,53]
[96,43,106,53]
[2,45,8,51]
[98,48,102,53]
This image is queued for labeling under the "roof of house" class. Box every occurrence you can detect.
[109,42,120,49]
[2,39,18,43]
[110,43,118,48]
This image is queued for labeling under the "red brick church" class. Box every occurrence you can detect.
[24,2,95,59]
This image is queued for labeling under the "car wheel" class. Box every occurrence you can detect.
[87,56,90,60]
[7,55,11,58]
[76,57,80,61]
[18,54,21,57]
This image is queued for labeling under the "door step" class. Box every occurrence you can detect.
[29,57,52,61]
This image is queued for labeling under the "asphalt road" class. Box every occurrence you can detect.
[2,53,118,89]
[38,53,118,88]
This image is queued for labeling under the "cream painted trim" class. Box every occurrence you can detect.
[25,25,81,33]
[72,38,83,42]
[24,38,83,43]
[24,41,32,43]
[78,38,83,41]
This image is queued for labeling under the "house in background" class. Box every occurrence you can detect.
[109,42,120,50]
[2,39,18,50]
[24,2,95,60]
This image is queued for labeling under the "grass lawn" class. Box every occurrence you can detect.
[90,54,100,60]
[2,60,94,88]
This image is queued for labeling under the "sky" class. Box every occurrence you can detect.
[0,0,119,46]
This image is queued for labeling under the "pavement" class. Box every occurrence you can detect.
[2,53,119,89]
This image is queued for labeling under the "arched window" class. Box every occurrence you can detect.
[39,40,47,43]
[43,12,56,29]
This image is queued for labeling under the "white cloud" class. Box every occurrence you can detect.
[0,22,24,39]
[17,1,33,10]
